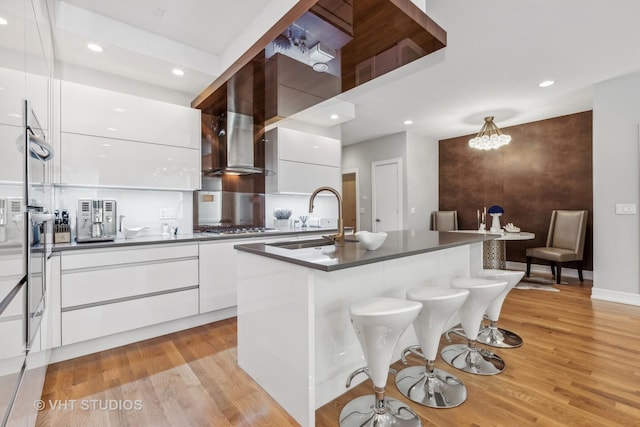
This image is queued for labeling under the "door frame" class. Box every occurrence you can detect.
[341,168,360,232]
[371,158,403,232]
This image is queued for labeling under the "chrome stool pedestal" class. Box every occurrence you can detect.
[396,346,467,408]
[477,320,523,348]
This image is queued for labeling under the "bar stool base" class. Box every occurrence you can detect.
[395,366,467,408]
[339,395,422,427]
[477,326,523,348]
[441,344,505,375]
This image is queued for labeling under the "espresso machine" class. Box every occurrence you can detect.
[76,199,117,242]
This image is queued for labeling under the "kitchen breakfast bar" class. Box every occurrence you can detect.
[234,230,496,427]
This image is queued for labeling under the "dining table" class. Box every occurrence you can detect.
[452,230,535,269]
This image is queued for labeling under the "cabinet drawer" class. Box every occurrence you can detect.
[62,258,198,308]
[61,288,199,345]
[61,243,198,270]
[60,133,201,190]
[60,81,200,149]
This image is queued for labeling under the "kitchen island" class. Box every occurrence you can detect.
[234,230,496,427]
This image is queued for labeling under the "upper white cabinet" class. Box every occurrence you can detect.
[60,133,201,190]
[60,81,200,149]
[58,81,202,190]
[265,127,341,194]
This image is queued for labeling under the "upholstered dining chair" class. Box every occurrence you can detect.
[526,210,588,284]
[431,211,458,231]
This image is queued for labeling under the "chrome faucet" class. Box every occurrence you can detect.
[309,186,345,246]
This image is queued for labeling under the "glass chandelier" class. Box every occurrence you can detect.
[468,116,511,150]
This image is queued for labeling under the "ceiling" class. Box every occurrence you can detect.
[41,0,640,144]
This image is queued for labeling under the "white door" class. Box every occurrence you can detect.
[372,159,402,232]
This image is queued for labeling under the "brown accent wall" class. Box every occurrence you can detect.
[439,111,593,269]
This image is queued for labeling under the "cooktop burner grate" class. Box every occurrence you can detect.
[198,226,277,235]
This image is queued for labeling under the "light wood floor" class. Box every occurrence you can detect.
[36,277,640,426]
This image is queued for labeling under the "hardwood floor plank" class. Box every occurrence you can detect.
[36,280,640,426]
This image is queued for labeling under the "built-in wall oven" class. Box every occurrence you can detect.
[0,99,53,427]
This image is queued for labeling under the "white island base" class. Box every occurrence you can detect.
[237,240,484,427]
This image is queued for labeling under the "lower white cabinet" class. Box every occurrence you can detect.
[199,240,240,313]
[199,235,301,314]
[62,289,198,345]
[59,243,199,345]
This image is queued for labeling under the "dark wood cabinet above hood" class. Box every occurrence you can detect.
[192,0,446,113]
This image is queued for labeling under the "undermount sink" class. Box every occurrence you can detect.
[268,238,335,250]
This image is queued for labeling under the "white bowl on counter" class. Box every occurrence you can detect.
[355,231,387,251]
[123,226,147,239]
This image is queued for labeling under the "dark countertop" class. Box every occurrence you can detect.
[51,227,342,252]
[234,229,498,272]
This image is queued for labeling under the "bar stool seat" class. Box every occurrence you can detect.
[396,287,470,408]
[441,278,507,375]
[477,269,525,348]
[339,297,423,427]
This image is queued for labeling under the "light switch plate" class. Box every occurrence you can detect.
[615,203,637,215]
[159,207,177,219]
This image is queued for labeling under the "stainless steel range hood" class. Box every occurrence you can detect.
[204,61,269,176]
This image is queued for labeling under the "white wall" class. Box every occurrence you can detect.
[406,132,438,230]
[342,132,439,232]
[592,70,640,305]
[342,133,407,231]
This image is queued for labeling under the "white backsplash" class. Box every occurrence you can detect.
[265,194,338,229]
[55,187,192,239]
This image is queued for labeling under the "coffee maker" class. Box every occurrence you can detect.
[76,199,117,242]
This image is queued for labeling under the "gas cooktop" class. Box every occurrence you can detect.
[198,226,277,236]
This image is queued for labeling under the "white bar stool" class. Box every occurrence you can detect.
[396,287,470,408]
[477,269,525,348]
[441,278,507,375]
[340,297,423,427]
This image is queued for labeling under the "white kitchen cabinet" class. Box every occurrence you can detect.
[0,124,24,184]
[60,81,200,149]
[199,240,239,313]
[59,243,199,345]
[265,127,341,194]
[270,160,340,194]
[62,289,198,345]
[60,132,201,190]
[199,235,297,314]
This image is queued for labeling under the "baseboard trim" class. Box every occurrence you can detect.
[506,261,593,280]
[590,288,640,307]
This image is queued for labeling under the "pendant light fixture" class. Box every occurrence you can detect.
[469,116,511,150]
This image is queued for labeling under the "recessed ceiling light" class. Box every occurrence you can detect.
[312,63,329,72]
[539,80,555,88]
[107,127,117,132]
[172,68,185,76]
[87,43,103,52]
[0,16,8,26]
[8,113,21,118]
[330,114,339,120]
[113,107,125,113]
[101,143,112,147]
[403,120,413,125]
